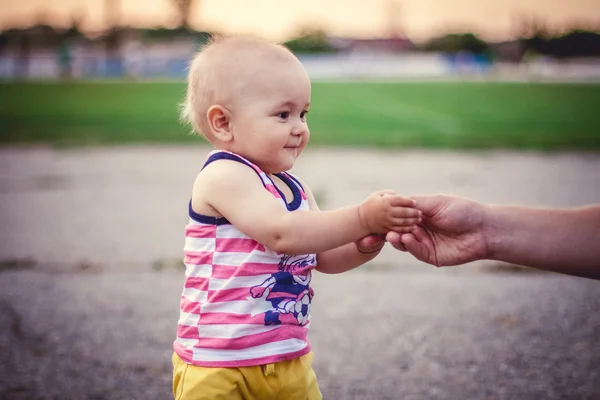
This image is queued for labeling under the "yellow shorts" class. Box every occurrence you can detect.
[172,352,322,400]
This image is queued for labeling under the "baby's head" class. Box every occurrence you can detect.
[182,36,311,173]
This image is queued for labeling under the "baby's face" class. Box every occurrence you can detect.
[229,59,311,174]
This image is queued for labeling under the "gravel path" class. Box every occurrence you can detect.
[1,146,599,400]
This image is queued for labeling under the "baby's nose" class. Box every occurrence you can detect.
[291,123,307,136]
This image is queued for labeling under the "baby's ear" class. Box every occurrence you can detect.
[207,105,233,142]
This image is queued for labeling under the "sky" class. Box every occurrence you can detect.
[0,0,598,42]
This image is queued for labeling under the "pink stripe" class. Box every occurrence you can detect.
[211,262,278,279]
[300,191,307,200]
[199,312,265,325]
[246,162,262,174]
[216,238,265,253]
[207,287,254,303]
[184,252,213,265]
[173,342,194,363]
[207,264,239,280]
[186,224,216,238]
[180,296,201,314]
[268,291,297,299]
[205,286,305,303]
[177,324,200,340]
[190,346,312,368]
[184,277,209,290]
[199,312,300,325]
[194,326,307,350]
[181,262,279,282]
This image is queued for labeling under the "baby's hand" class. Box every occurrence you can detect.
[358,190,421,234]
[355,233,386,254]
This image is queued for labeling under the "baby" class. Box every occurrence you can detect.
[172,36,421,400]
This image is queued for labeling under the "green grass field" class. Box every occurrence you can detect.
[1,81,599,149]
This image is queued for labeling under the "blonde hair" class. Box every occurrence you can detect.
[180,36,296,138]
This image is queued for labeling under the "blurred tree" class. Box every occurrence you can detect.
[172,0,197,29]
[102,0,123,76]
[525,29,600,58]
[139,27,213,50]
[1,24,61,78]
[423,33,489,54]
[15,32,31,78]
[283,29,335,54]
[55,17,86,80]
[63,15,84,41]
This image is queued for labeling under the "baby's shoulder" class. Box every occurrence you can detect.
[197,157,257,183]
[190,159,258,218]
[192,158,266,200]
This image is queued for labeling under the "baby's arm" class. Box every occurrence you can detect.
[292,176,419,274]
[197,160,420,255]
[316,233,387,274]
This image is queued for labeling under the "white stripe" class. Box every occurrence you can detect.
[182,287,208,303]
[201,300,253,314]
[198,324,282,339]
[276,197,288,208]
[185,237,215,252]
[192,339,308,362]
[185,263,212,278]
[296,202,309,211]
[178,311,200,326]
[258,173,272,186]
[176,337,198,349]
[212,251,277,266]
[208,274,271,291]
[215,225,250,239]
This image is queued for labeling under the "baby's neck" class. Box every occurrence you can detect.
[212,147,286,175]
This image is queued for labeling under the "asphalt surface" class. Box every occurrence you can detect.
[1,146,599,400]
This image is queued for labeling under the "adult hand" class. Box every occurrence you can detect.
[386,195,488,267]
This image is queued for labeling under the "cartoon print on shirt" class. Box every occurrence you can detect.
[249,254,315,326]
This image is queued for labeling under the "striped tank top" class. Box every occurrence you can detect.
[173,150,317,367]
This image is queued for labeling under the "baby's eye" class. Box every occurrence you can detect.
[278,112,290,119]
[300,110,309,119]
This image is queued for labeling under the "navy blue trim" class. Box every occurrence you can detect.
[272,173,302,211]
[202,152,254,172]
[191,151,303,223]
[189,200,230,225]
[284,173,304,191]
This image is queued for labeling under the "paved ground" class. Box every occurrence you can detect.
[0,146,599,400]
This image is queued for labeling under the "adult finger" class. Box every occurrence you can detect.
[385,231,405,251]
[410,195,449,216]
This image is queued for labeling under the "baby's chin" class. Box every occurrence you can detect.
[284,146,300,156]
[283,149,303,166]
